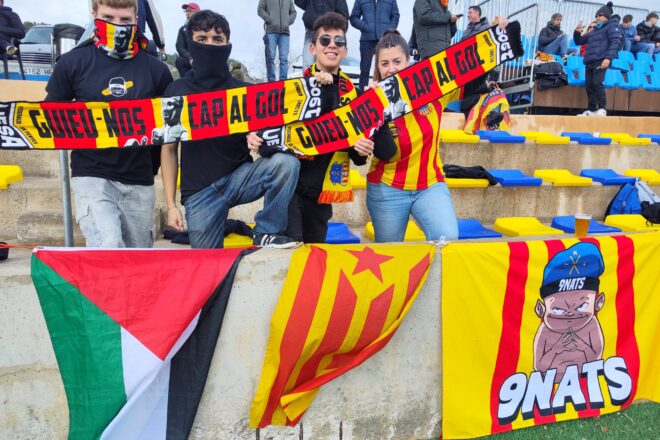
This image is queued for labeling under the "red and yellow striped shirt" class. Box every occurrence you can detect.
[368,99,445,191]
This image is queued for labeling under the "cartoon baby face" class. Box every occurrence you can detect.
[536,289,605,333]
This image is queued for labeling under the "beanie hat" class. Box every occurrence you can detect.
[596,2,614,19]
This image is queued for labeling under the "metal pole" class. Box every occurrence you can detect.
[59,151,74,246]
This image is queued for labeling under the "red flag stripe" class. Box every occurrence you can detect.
[489,241,529,434]
[613,235,640,409]
[258,246,328,427]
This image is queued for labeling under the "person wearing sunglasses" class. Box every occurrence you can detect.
[294,0,349,69]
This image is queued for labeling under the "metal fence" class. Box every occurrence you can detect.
[558,0,649,30]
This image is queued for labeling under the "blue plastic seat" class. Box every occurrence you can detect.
[619,70,642,90]
[487,169,542,186]
[636,52,653,64]
[445,100,462,112]
[617,50,635,64]
[561,132,612,145]
[632,60,651,74]
[476,130,526,143]
[611,58,630,71]
[647,71,660,91]
[566,66,586,86]
[458,219,502,239]
[551,216,622,234]
[579,169,636,185]
[325,222,360,244]
[655,53,660,63]
[638,134,660,144]
[604,68,623,88]
[566,55,583,71]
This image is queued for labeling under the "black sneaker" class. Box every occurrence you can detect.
[253,233,300,249]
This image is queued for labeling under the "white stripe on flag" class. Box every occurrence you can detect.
[101,313,201,440]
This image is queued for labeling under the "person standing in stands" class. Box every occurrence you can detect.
[137,0,165,56]
[349,0,400,92]
[161,10,301,249]
[538,13,577,57]
[620,15,639,52]
[413,0,459,60]
[367,29,458,242]
[46,0,173,248]
[294,0,349,69]
[0,0,24,57]
[175,2,200,77]
[634,12,659,55]
[258,0,297,82]
[573,1,622,117]
[461,5,489,40]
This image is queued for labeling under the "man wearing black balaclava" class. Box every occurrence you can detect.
[160,10,301,249]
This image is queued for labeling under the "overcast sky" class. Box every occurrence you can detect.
[6,0,655,78]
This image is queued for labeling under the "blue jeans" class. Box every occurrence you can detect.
[623,38,632,52]
[366,182,458,242]
[359,40,377,93]
[183,154,299,248]
[542,34,569,57]
[302,29,315,70]
[263,34,274,82]
[632,41,659,55]
[71,177,155,248]
[266,33,290,81]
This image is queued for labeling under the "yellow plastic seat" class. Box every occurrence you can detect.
[604,215,659,232]
[493,217,564,237]
[223,233,254,248]
[349,169,366,189]
[365,221,426,242]
[445,178,490,188]
[0,165,24,190]
[519,131,570,144]
[600,133,651,146]
[533,169,592,186]
[623,169,660,185]
[439,129,480,144]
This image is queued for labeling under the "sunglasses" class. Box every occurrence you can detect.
[317,35,347,47]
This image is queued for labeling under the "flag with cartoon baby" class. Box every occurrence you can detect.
[441,233,660,439]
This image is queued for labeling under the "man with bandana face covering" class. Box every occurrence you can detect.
[160,10,301,249]
[45,0,173,248]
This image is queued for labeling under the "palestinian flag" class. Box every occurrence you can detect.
[250,243,436,428]
[31,247,251,440]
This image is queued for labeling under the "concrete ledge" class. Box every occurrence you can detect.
[0,246,442,440]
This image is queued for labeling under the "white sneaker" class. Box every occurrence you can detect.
[578,110,595,116]
[595,109,607,116]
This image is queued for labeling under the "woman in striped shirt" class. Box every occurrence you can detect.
[366,29,459,242]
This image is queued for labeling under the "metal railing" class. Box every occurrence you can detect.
[558,0,649,31]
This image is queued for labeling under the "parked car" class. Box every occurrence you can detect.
[5,25,54,79]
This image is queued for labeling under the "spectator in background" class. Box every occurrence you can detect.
[47,0,173,248]
[294,0,349,69]
[634,12,659,55]
[0,0,25,56]
[620,14,638,52]
[461,5,489,40]
[579,21,597,56]
[573,1,622,117]
[258,0,297,82]
[176,2,200,77]
[413,0,458,59]
[538,13,576,57]
[350,0,400,92]
[408,27,419,61]
[138,0,165,56]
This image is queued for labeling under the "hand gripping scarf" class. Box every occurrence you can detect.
[0,23,523,152]
[303,64,357,204]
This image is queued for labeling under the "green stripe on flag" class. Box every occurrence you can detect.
[32,255,127,440]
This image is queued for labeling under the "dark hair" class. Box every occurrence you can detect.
[551,13,562,20]
[373,29,409,82]
[312,12,348,42]
[187,10,230,40]
[647,12,659,21]
[468,6,481,16]
[611,14,620,21]
[622,14,633,23]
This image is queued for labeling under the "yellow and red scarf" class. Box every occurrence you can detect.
[464,88,511,134]
[303,64,357,204]
[94,19,147,60]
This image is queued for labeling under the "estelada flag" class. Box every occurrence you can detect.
[250,243,436,428]
[441,233,660,439]
[31,247,250,440]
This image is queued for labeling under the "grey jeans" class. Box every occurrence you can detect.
[71,177,155,248]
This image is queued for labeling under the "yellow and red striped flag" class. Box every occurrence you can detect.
[441,233,660,439]
[250,243,436,428]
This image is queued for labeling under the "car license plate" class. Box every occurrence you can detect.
[23,65,52,76]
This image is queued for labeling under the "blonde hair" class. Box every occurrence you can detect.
[92,0,138,13]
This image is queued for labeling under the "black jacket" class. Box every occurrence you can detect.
[175,25,191,62]
[294,0,349,30]
[636,21,657,43]
[0,6,25,43]
[574,19,622,65]
[538,23,563,50]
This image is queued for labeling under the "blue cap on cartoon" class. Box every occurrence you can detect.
[540,242,604,298]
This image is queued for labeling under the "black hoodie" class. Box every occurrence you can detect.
[539,22,564,50]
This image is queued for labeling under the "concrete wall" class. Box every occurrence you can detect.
[0,247,442,440]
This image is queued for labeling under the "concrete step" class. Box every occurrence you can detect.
[16,209,164,247]
[440,141,660,177]
[0,150,62,178]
